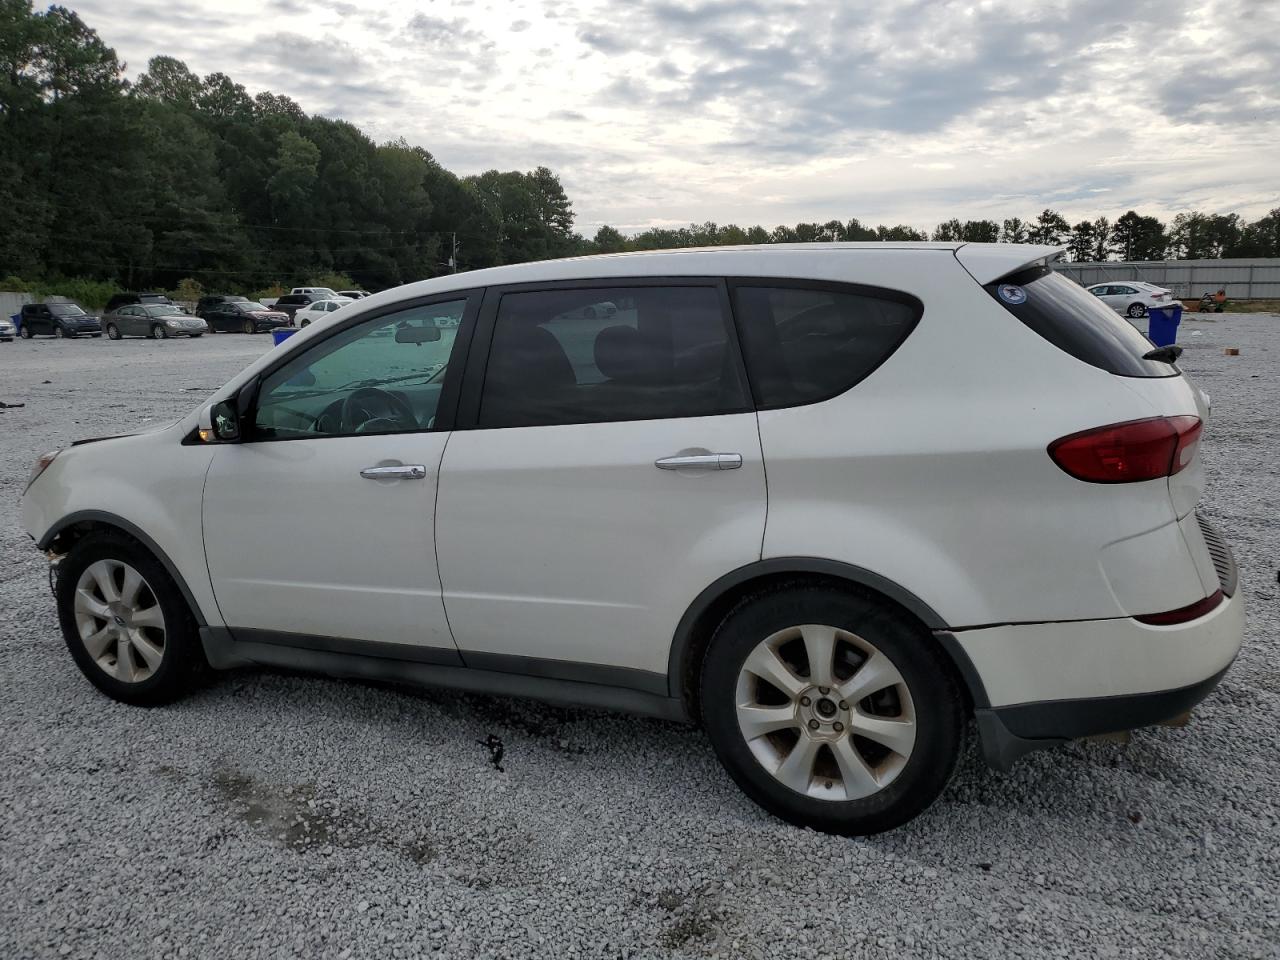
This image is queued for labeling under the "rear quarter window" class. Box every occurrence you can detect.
[988,266,1173,377]
[730,282,922,409]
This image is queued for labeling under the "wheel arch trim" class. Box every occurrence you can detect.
[666,556,989,707]
[37,510,209,627]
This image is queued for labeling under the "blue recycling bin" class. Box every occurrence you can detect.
[1146,303,1182,347]
[10,312,19,335]
[271,328,299,346]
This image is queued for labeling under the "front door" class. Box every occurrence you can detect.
[202,293,477,653]
[436,281,767,684]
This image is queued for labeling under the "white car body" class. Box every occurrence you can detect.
[292,296,353,327]
[291,287,339,298]
[1086,281,1171,317]
[0,316,14,340]
[20,242,1243,831]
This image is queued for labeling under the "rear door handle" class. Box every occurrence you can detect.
[360,464,427,480]
[654,453,743,471]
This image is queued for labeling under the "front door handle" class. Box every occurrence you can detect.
[360,464,427,480]
[654,453,743,471]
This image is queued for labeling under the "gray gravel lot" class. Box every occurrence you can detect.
[1,319,1277,959]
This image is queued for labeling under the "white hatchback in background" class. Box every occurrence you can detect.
[1086,281,1171,318]
[20,243,1243,835]
[292,296,353,327]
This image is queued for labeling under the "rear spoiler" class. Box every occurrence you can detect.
[954,244,1067,285]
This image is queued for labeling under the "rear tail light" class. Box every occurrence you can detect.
[1048,416,1202,483]
[1152,293,1166,300]
[1135,589,1223,625]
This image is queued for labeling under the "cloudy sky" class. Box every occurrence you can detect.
[73,0,1279,234]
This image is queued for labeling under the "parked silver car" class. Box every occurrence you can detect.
[102,304,208,340]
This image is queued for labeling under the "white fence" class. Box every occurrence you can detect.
[1055,259,1280,300]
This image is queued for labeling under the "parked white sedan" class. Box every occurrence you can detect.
[292,297,353,328]
[1086,282,1172,318]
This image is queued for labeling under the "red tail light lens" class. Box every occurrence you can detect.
[1135,589,1223,625]
[1048,416,1202,483]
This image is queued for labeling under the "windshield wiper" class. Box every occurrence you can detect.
[1142,345,1183,364]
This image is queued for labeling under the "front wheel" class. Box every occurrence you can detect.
[700,585,964,835]
[242,319,255,334]
[55,533,206,706]
[152,324,168,339]
[54,326,66,338]
[1127,303,1146,318]
[300,319,310,328]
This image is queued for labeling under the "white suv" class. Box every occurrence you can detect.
[20,243,1243,835]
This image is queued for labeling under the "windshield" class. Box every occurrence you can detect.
[145,304,183,317]
[240,302,269,312]
[987,266,1174,378]
[49,303,86,316]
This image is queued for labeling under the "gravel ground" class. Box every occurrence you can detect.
[1,319,1277,960]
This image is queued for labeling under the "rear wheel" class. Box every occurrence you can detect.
[55,533,206,706]
[700,584,964,835]
[106,323,121,340]
[19,325,32,339]
[1127,303,1146,318]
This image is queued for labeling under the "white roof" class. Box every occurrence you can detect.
[362,242,1065,307]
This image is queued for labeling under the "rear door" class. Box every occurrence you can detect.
[435,280,767,684]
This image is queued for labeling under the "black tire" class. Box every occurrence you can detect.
[700,584,964,835]
[189,333,203,338]
[106,323,121,340]
[153,324,167,340]
[1126,303,1146,318]
[54,326,66,338]
[19,325,32,339]
[91,333,101,338]
[55,533,207,706]
[299,319,310,328]
[242,319,255,335]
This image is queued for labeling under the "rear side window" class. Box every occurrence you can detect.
[988,266,1172,377]
[478,286,749,428]
[731,283,922,409]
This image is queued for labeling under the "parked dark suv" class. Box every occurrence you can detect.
[104,292,173,314]
[271,292,328,322]
[195,295,248,319]
[18,302,102,339]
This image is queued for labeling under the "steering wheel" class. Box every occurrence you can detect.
[339,387,418,434]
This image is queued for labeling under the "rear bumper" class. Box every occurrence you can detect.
[958,586,1244,770]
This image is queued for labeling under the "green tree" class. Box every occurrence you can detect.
[1027,209,1070,245]
[960,219,999,242]
[1111,211,1167,261]
[931,218,963,241]
[133,55,201,107]
[1067,221,1097,262]
[593,225,626,253]
[1000,217,1028,244]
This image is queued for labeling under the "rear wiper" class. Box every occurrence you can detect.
[1143,345,1183,364]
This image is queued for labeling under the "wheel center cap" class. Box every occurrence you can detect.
[113,614,127,628]
[815,697,837,718]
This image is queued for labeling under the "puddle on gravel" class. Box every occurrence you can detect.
[206,767,434,863]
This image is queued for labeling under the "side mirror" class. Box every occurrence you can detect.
[395,324,441,344]
[209,399,240,442]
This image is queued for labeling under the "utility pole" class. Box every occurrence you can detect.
[450,232,458,273]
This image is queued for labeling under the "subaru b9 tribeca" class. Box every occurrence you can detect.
[21,243,1243,834]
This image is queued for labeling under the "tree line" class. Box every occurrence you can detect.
[1,3,1277,304]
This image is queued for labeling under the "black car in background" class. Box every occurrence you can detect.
[203,300,290,334]
[195,295,248,318]
[18,302,102,338]
[104,292,173,314]
[271,292,329,322]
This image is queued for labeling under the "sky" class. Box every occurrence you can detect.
[71,0,1280,235]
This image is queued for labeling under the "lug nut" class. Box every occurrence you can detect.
[807,719,820,731]
[800,696,811,707]
[819,687,830,695]
[833,721,844,733]
[838,700,849,710]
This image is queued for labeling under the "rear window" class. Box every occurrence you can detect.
[731,282,922,409]
[988,266,1173,377]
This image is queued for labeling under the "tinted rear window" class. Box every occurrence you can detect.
[987,266,1173,378]
[731,283,922,408]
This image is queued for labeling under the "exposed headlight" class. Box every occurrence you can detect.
[26,449,61,490]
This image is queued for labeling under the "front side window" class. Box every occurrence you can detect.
[477,286,749,428]
[731,284,922,408]
[253,298,468,438]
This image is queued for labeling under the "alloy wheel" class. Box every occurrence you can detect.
[72,559,167,683]
[735,624,916,801]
